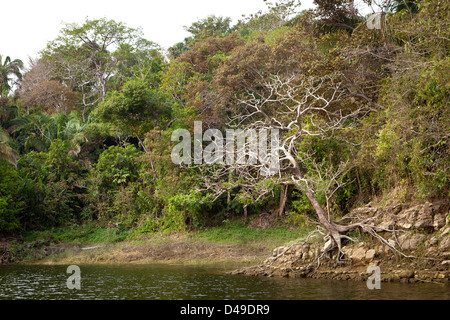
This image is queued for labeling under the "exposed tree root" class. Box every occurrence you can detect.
[303,214,444,273]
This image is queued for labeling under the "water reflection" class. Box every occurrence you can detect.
[0,264,448,300]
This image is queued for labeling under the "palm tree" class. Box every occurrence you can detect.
[389,0,419,13]
[11,111,88,154]
[0,55,24,97]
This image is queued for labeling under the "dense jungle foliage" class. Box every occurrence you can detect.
[0,0,448,236]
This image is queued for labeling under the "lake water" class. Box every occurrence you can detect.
[0,264,448,300]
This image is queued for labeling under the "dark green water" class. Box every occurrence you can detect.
[0,264,448,300]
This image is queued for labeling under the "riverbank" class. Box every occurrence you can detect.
[2,200,449,285]
[232,199,450,284]
[0,221,310,267]
[23,235,272,267]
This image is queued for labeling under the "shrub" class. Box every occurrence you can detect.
[88,144,143,221]
[0,160,22,232]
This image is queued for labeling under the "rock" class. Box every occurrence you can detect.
[365,249,376,261]
[350,207,378,218]
[232,200,450,282]
[400,234,426,251]
[308,248,317,260]
[398,233,408,244]
[398,270,415,279]
[294,246,304,257]
[396,205,420,229]
[388,239,396,248]
[390,204,403,215]
[414,202,433,230]
[352,247,367,263]
[440,227,450,238]
[428,236,439,246]
[438,236,450,251]
[433,213,447,230]
[322,239,332,252]
[437,273,447,280]
[376,216,396,231]
[374,245,383,253]
[264,257,273,264]
[302,250,310,261]
[342,246,352,257]
[273,246,287,257]
[425,246,438,257]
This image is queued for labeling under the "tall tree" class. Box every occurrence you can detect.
[184,15,233,42]
[169,15,233,60]
[94,79,172,151]
[109,38,165,90]
[0,55,24,97]
[313,0,363,31]
[199,72,392,261]
[18,58,78,114]
[42,18,145,121]
[236,0,302,32]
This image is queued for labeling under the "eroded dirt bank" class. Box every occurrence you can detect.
[1,234,272,267]
[232,200,450,284]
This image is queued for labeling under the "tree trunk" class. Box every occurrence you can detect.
[305,190,346,254]
[287,150,354,257]
[278,185,289,217]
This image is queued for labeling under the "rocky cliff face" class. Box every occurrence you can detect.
[232,199,450,283]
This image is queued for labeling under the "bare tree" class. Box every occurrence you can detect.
[17,58,78,115]
[196,71,398,262]
[50,54,100,121]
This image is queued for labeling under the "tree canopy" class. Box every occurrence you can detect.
[0,0,447,249]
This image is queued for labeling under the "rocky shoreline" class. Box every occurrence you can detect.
[232,199,450,284]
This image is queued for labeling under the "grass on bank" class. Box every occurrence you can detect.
[21,223,130,245]
[8,219,313,263]
[20,219,311,246]
[192,220,312,246]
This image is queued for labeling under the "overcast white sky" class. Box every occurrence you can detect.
[2,0,317,65]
